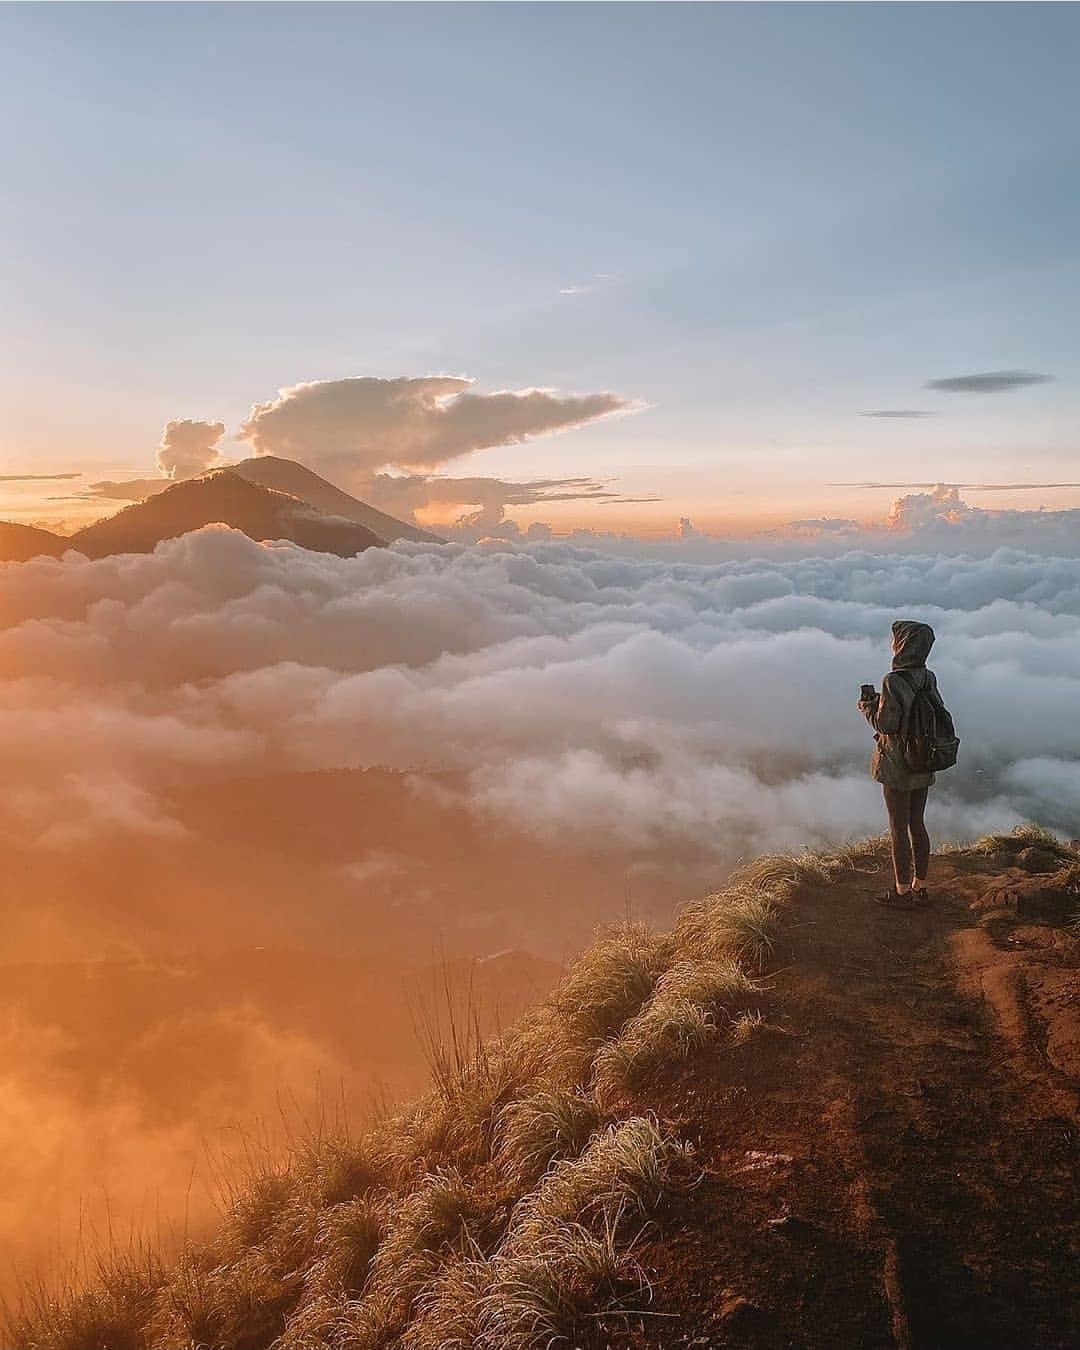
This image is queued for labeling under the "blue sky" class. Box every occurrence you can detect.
[2,2,1078,530]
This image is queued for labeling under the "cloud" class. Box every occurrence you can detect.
[362,472,626,538]
[6,488,1080,1289]
[859,410,936,419]
[238,375,632,481]
[85,477,172,501]
[4,514,1080,873]
[886,483,970,531]
[787,517,859,532]
[835,481,1080,491]
[0,472,82,483]
[156,419,226,479]
[924,369,1055,394]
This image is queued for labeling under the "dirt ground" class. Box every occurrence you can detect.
[630,849,1080,1349]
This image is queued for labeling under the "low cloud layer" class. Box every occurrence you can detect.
[156,419,226,480]
[925,369,1054,394]
[0,472,82,483]
[4,518,1078,876]
[364,472,622,537]
[239,375,631,481]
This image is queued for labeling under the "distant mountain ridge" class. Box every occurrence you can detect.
[68,470,386,559]
[0,458,441,561]
[0,521,67,561]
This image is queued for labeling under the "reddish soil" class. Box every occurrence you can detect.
[631,851,1080,1349]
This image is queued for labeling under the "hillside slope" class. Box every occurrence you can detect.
[69,471,385,558]
[0,521,67,561]
[230,456,443,545]
[13,828,1080,1349]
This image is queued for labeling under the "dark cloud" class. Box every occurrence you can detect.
[239,376,634,481]
[362,472,632,539]
[0,473,82,483]
[859,410,936,419]
[85,478,172,502]
[925,369,1054,394]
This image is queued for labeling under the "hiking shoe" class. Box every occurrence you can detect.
[911,886,930,906]
[873,888,914,910]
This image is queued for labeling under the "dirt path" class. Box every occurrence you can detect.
[639,851,1080,1349]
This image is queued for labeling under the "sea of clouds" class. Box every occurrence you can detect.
[4,521,1078,864]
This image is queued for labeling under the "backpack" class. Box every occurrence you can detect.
[894,670,960,774]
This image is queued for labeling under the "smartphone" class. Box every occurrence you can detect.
[860,684,876,701]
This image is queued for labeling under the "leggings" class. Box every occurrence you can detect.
[883,786,930,888]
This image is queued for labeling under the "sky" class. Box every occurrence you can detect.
[2,2,1079,533]
[5,3,1080,1290]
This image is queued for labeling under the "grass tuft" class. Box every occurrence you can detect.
[400,1249,491,1350]
[971,823,1075,860]
[673,884,780,972]
[508,1116,695,1245]
[478,1213,653,1350]
[6,1247,164,1350]
[495,1087,601,1184]
[552,922,671,1044]
[593,959,760,1100]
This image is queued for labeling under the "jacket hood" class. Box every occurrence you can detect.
[891,619,935,670]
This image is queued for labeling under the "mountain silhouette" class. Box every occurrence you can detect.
[68,470,386,559]
[230,455,443,544]
[1,459,443,561]
[0,521,67,561]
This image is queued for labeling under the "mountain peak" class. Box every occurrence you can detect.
[69,469,386,559]
[230,456,443,545]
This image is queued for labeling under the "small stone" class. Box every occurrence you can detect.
[1017,845,1062,874]
[736,1149,794,1173]
[764,1213,818,1239]
[718,1294,769,1330]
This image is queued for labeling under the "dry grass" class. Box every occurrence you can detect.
[148,1242,300,1350]
[12,836,825,1350]
[552,922,671,1045]
[829,834,890,869]
[477,1214,653,1350]
[971,823,1075,860]
[673,884,781,972]
[295,1136,386,1210]
[332,1166,493,1341]
[399,1248,491,1350]
[507,1116,695,1247]
[593,959,760,1101]
[495,1087,601,1184]
[303,1198,384,1302]
[732,848,835,894]
[7,1246,164,1350]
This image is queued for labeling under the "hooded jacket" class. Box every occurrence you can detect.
[861,620,948,790]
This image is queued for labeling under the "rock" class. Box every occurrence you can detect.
[736,1150,794,1173]
[1017,845,1063,874]
[972,870,1077,924]
[1018,879,1077,923]
[717,1294,770,1332]
[970,879,1022,914]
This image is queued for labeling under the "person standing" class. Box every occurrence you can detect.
[859,620,958,909]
